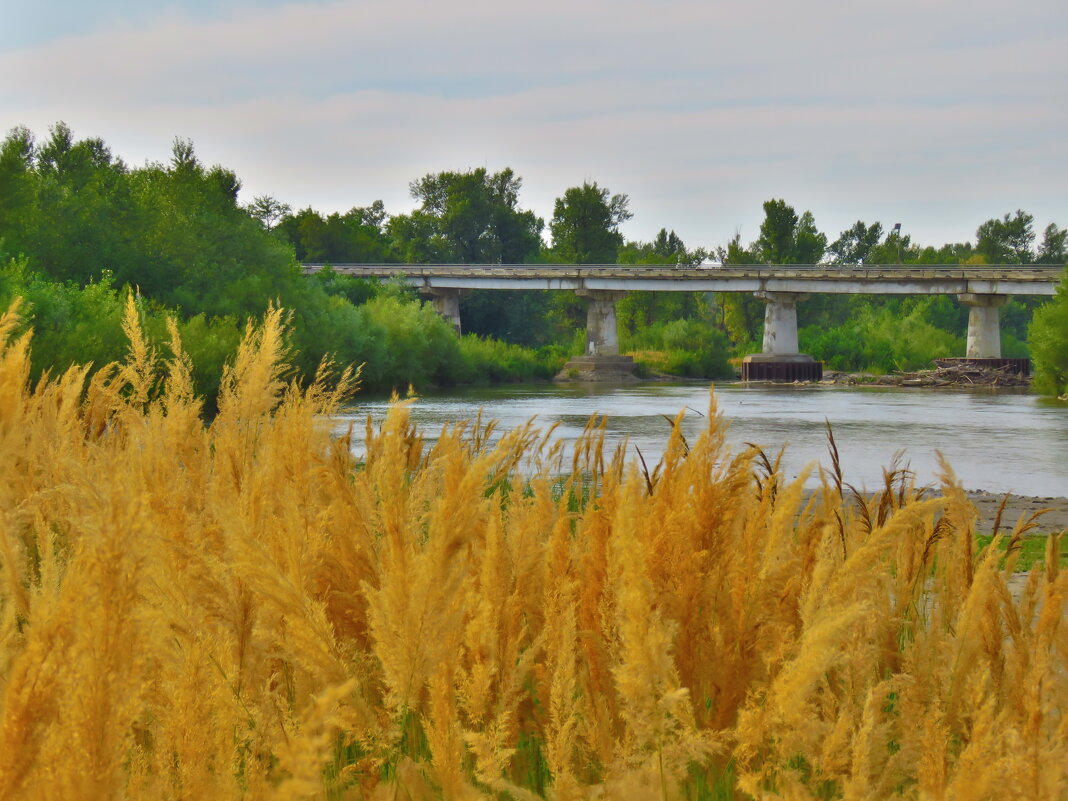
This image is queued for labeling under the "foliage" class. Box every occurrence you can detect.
[0,256,243,401]
[976,210,1036,264]
[389,168,543,264]
[456,335,564,382]
[800,301,964,372]
[0,126,567,395]
[274,202,396,263]
[247,194,291,230]
[828,220,883,264]
[615,231,710,337]
[622,318,733,378]
[458,289,556,346]
[548,181,631,264]
[1029,266,1068,397]
[754,199,827,264]
[0,305,1065,800]
[1037,223,1067,264]
[714,235,765,347]
[2,123,1065,387]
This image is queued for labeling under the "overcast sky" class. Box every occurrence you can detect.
[3,0,1066,253]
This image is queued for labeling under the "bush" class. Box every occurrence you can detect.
[457,335,562,383]
[801,304,963,372]
[1030,267,1068,396]
[622,318,732,378]
[0,258,244,399]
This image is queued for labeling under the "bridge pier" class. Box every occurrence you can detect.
[579,289,623,356]
[959,293,1007,358]
[556,289,637,382]
[742,291,822,382]
[420,287,463,333]
[935,293,1030,375]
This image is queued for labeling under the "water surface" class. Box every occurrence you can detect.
[336,383,1068,497]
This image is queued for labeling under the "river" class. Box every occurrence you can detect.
[336,383,1068,497]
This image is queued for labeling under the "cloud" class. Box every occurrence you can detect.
[2,0,1066,248]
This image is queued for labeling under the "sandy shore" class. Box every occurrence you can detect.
[966,491,1068,535]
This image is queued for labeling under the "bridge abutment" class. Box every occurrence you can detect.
[742,291,822,382]
[421,287,463,333]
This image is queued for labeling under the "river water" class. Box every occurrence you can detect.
[336,383,1068,497]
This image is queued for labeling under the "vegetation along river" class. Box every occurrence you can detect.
[338,384,1068,499]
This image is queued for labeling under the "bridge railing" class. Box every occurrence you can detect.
[303,263,1064,278]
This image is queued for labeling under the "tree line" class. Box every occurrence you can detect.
[1,123,1066,398]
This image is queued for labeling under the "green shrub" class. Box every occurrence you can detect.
[622,318,732,378]
[1029,267,1068,396]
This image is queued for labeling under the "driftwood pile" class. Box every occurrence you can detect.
[822,363,1029,388]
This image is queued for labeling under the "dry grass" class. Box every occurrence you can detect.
[0,298,1065,800]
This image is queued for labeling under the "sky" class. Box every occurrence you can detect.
[3,0,1067,253]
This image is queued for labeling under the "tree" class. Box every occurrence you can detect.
[0,127,36,256]
[1037,223,1067,264]
[652,228,686,260]
[754,199,827,264]
[828,221,883,264]
[615,232,708,331]
[714,234,765,346]
[794,211,827,264]
[276,205,397,264]
[549,182,632,264]
[248,195,291,230]
[387,168,544,341]
[975,210,1035,264]
[389,168,542,264]
[1029,267,1068,397]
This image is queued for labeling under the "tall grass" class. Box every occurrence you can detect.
[0,299,1064,800]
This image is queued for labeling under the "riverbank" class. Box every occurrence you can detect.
[967,490,1068,534]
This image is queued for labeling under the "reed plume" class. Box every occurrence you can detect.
[0,298,1063,800]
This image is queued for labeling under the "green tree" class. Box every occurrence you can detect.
[276,205,397,264]
[714,234,764,348]
[652,228,686,260]
[975,210,1035,264]
[754,199,827,264]
[549,182,631,264]
[1037,223,1067,264]
[0,127,37,257]
[387,168,545,342]
[828,221,883,264]
[389,168,542,264]
[247,195,291,230]
[615,231,709,332]
[1029,267,1068,397]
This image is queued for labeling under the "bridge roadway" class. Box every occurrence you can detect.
[301,263,1063,371]
[302,263,1059,296]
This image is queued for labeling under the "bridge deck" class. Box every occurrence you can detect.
[302,264,1061,296]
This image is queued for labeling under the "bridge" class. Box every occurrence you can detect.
[302,263,1062,379]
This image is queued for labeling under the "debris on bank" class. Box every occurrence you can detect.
[820,363,1030,388]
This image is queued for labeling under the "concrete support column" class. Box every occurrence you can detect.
[755,291,809,355]
[577,289,624,356]
[420,287,463,333]
[958,293,1007,358]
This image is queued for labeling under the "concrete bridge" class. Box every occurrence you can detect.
[302,263,1061,377]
